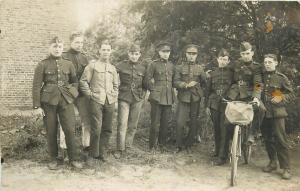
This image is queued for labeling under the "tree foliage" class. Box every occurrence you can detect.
[130,1,300,62]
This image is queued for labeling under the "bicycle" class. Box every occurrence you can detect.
[224,99,255,186]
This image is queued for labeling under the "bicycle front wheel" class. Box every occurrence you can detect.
[231,125,239,186]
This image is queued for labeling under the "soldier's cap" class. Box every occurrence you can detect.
[128,44,141,52]
[49,36,63,45]
[240,41,252,52]
[156,41,172,51]
[218,48,230,57]
[184,44,199,53]
[264,53,278,62]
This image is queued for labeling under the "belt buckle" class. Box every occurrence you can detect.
[57,81,64,86]
[216,90,223,96]
[131,83,136,88]
[238,80,245,86]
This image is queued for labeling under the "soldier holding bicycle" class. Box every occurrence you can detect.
[227,42,266,144]
[206,48,234,165]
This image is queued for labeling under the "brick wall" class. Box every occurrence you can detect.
[0,0,98,109]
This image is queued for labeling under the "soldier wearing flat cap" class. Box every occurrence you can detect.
[260,52,294,180]
[173,44,206,152]
[32,36,83,170]
[145,41,176,152]
[227,41,266,143]
[205,48,234,164]
[62,31,91,151]
[114,44,147,158]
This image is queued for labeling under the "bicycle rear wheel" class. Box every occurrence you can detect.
[230,125,239,186]
[243,144,252,164]
[242,127,252,164]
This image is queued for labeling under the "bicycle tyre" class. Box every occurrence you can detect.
[244,144,252,164]
[231,125,239,186]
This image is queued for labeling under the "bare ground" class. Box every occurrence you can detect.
[1,107,300,191]
[1,142,300,191]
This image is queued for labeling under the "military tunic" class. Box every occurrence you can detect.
[173,62,206,148]
[32,55,80,161]
[261,71,294,170]
[227,59,263,100]
[116,60,147,103]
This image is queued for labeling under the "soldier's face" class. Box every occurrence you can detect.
[186,47,198,62]
[70,36,84,52]
[128,51,141,63]
[158,50,170,60]
[49,43,63,57]
[264,57,278,71]
[217,56,230,68]
[99,44,112,59]
[240,49,254,62]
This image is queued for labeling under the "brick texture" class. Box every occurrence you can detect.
[0,0,80,109]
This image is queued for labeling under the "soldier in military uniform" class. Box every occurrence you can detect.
[114,44,147,158]
[227,42,265,143]
[80,40,118,163]
[173,44,206,152]
[261,53,294,180]
[145,42,176,152]
[205,49,234,164]
[32,37,83,170]
[63,31,91,151]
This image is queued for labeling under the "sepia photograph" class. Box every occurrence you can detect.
[0,0,300,190]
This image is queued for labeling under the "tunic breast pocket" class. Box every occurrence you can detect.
[62,69,70,81]
[44,70,56,82]
[94,67,106,81]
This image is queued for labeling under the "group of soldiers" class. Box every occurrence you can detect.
[32,31,293,180]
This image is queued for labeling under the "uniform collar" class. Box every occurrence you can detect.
[159,58,168,63]
[48,55,61,60]
[69,48,80,54]
[129,60,139,65]
[188,61,196,65]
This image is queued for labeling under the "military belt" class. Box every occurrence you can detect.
[238,80,249,86]
[45,81,66,86]
[215,90,223,96]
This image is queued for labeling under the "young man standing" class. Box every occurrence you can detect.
[114,44,147,158]
[80,40,118,163]
[63,31,91,151]
[145,41,176,152]
[261,53,294,180]
[173,44,206,152]
[32,37,83,170]
[227,42,265,143]
[206,49,234,164]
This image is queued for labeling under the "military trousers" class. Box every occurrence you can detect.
[74,96,91,148]
[42,97,80,161]
[210,108,231,159]
[261,117,290,169]
[117,99,144,151]
[149,101,172,149]
[89,98,115,158]
[176,100,200,148]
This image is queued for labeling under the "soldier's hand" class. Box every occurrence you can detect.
[252,97,260,107]
[34,107,45,118]
[205,107,211,116]
[206,70,212,78]
[271,96,283,104]
[187,81,198,87]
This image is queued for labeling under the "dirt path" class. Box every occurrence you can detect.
[1,144,300,191]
